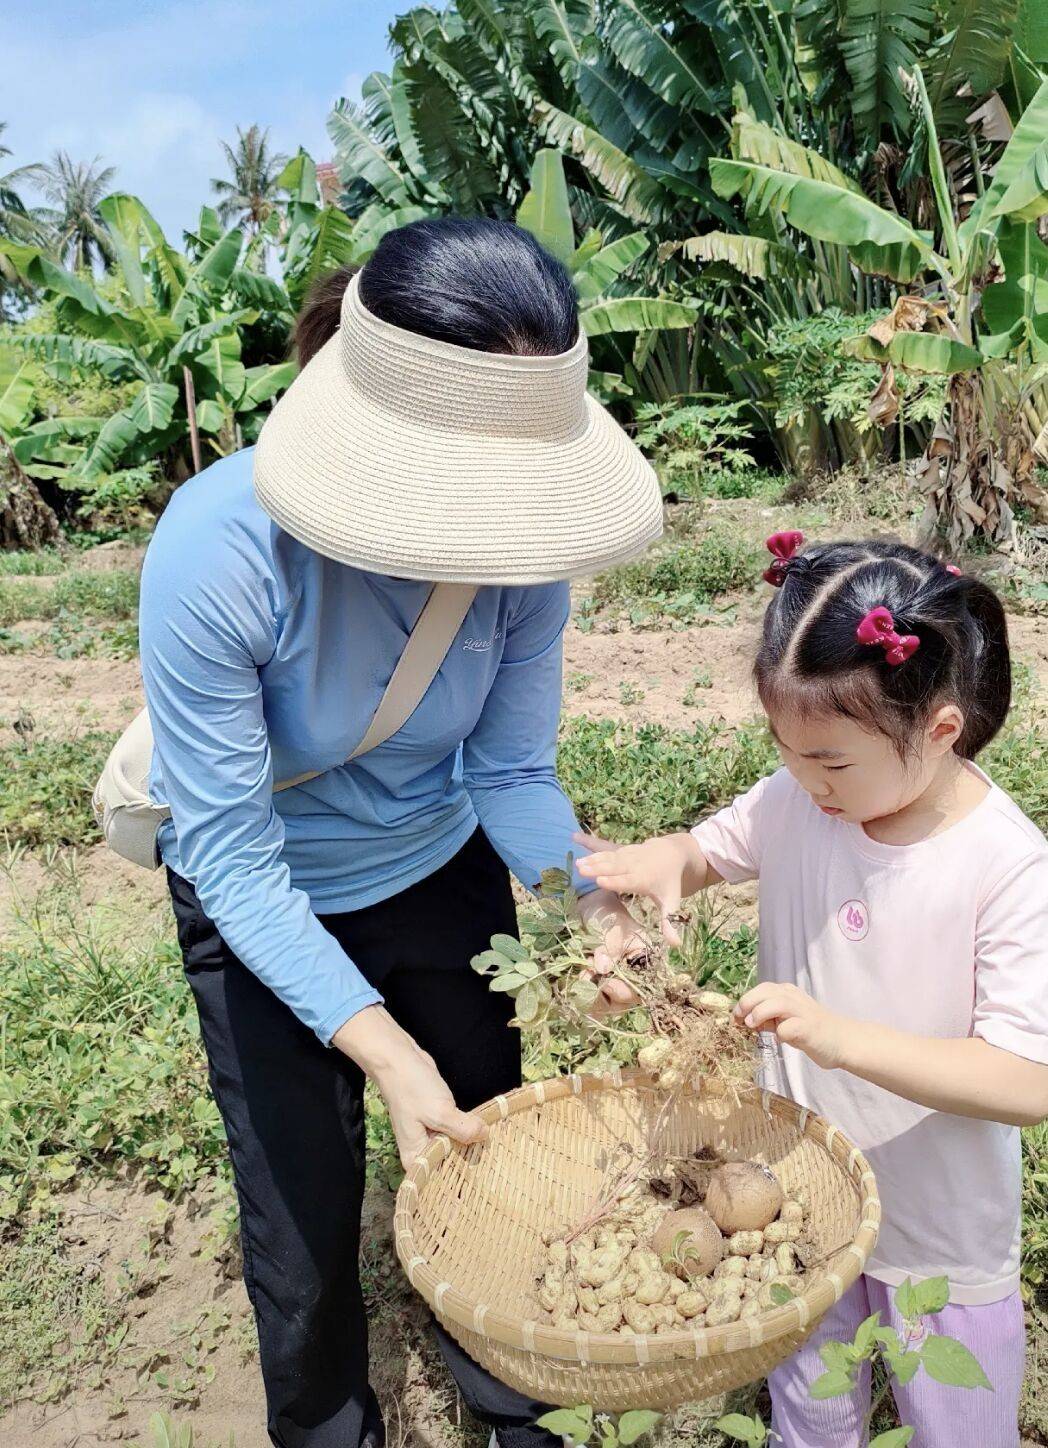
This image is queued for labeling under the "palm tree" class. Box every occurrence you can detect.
[0,122,43,241]
[36,151,117,272]
[211,125,288,232]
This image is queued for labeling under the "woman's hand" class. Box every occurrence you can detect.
[733,982,854,1070]
[575,830,710,946]
[576,889,646,1016]
[332,1005,488,1169]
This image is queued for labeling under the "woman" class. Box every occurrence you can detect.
[139,218,661,1448]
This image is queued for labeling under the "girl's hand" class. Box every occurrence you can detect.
[577,888,647,1017]
[733,982,855,1070]
[332,1005,488,1169]
[575,830,708,946]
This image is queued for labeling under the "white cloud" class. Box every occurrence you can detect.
[4,0,376,242]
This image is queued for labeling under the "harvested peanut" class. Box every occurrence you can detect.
[728,1230,764,1256]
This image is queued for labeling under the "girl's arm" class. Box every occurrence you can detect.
[576,832,721,944]
[734,983,1048,1128]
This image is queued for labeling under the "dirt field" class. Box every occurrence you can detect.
[1,530,1046,1448]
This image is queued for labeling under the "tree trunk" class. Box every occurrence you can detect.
[0,441,62,552]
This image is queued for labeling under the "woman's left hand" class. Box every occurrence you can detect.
[577,887,648,1017]
[733,982,855,1070]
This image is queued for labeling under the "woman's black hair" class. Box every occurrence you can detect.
[293,217,578,367]
[754,539,1011,759]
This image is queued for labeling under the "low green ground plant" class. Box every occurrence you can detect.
[0,569,139,625]
[558,716,776,841]
[0,548,69,576]
[0,732,116,848]
[585,527,759,628]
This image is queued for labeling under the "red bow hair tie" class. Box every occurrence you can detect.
[763,530,804,586]
[856,606,920,666]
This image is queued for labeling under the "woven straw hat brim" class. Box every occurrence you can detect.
[254,326,664,586]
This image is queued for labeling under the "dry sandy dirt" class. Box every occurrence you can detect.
[1,540,1046,1447]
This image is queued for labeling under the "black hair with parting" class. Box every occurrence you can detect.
[754,539,1011,760]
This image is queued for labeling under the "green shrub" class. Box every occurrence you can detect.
[0,548,68,576]
[558,716,776,841]
[0,915,224,1208]
[590,525,760,625]
[0,569,139,625]
[0,731,115,848]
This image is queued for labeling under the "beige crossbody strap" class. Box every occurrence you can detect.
[273,582,478,794]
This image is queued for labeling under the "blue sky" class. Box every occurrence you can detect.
[4,0,403,242]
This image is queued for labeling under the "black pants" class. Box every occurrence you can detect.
[167,828,557,1448]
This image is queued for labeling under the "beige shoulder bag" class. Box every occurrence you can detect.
[92,583,478,871]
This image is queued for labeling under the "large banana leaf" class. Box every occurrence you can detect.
[228,268,294,314]
[574,234,649,299]
[576,55,678,154]
[581,297,700,334]
[531,0,595,86]
[840,0,935,139]
[195,334,246,405]
[242,361,298,408]
[845,330,983,371]
[709,158,935,282]
[164,312,258,371]
[276,151,321,207]
[11,416,104,466]
[516,149,575,265]
[0,241,113,317]
[731,113,864,194]
[171,228,243,328]
[661,230,811,278]
[82,381,178,476]
[604,0,722,112]
[962,78,1048,241]
[347,203,432,263]
[928,0,1019,116]
[389,58,450,199]
[993,142,1048,223]
[0,360,35,434]
[328,94,414,206]
[981,219,1048,355]
[533,100,666,222]
[6,331,147,382]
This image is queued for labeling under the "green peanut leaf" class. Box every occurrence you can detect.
[770,1283,795,1305]
[870,1430,915,1447]
[920,1335,991,1389]
[537,1408,593,1441]
[894,1278,918,1319]
[911,1276,950,1316]
[809,1367,856,1399]
[616,1410,662,1444]
[715,1413,766,1443]
[472,950,507,971]
[888,1350,922,1386]
[489,972,528,993]
[490,933,529,963]
[515,982,540,1023]
[853,1311,882,1356]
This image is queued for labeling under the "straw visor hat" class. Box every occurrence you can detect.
[253,273,664,585]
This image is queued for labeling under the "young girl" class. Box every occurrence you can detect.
[577,533,1048,1448]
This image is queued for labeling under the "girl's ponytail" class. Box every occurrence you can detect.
[755,537,1012,761]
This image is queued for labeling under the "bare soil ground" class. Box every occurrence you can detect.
[1,534,1045,1447]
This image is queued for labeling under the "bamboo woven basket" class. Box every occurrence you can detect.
[394,1068,880,1411]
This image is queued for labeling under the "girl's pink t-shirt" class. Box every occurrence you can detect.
[691,763,1048,1303]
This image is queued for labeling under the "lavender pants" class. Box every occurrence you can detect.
[769,1275,1025,1448]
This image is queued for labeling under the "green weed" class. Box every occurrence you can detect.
[0,731,115,848]
[0,547,68,576]
[558,716,776,841]
[0,569,139,626]
[590,526,760,627]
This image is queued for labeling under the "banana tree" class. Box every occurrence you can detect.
[275,150,434,310]
[0,193,299,484]
[0,349,62,548]
[515,148,700,400]
[709,73,1048,546]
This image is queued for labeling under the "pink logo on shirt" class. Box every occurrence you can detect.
[837,900,869,940]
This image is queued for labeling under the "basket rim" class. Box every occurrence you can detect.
[394,1069,881,1367]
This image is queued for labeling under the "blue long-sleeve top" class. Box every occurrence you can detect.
[139,448,593,1045]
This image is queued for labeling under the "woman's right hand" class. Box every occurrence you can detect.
[575,830,711,945]
[332,1005,488,1170]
